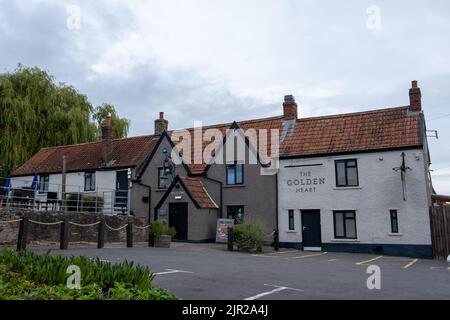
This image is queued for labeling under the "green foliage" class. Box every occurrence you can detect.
[63,193,104,212]
[0,65,130,177]
[233,223,265,252]
[0,249,177,300]
[93,103,130,140]
[149,220,176,238]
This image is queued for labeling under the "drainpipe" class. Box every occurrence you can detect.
[203,176,223,218]
[134,181,152,223]
[275,173,279,247]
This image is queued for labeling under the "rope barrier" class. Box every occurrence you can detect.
[68,221,102,227]
[28,219,64,226]
[0,219,23,224]
[265,230,276,237]
[105,223,128,231]
[133,225,150,230]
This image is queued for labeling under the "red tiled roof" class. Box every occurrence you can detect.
[12,135,158,176]
[12,106,423,177]
[179,176,218,209]
[172,106,422,174]
[280,106,421,158]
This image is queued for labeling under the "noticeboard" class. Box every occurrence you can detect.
[215,218,234,243]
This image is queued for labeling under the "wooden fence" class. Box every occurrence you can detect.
[430,206,450,260]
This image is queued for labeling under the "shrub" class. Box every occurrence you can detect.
[0,249,177,300]
[149,220,176,239]
[63,193,104,212]
[233,223,265,252]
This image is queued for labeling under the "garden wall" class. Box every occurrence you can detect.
[0,208,148,245]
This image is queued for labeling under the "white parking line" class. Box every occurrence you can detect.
[244,284,303,300]
[356,256,383,265]
[327,259,340,262]
[292,252,328,259]
[156,269,194,275]
[403,259,418,269]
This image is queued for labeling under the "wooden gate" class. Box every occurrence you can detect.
[429,206,450,260]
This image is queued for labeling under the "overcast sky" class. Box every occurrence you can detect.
[1,0,449,193]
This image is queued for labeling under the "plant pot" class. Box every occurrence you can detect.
[154,235,171,248]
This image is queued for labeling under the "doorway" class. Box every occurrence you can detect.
[115,170,128,212]
[169,203,188,240]
[301,210,322,251]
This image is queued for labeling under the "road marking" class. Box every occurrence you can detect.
[267,250,299,255]
[402,259,418,269]
[292,252,328,259]
[356,256,383,265]
[156,269,194,275]
[244,284,303,300]
[327,259,340,262]
[251,254,281,258]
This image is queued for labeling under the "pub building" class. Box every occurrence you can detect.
[11,81,434,257]
[277,81,433,258]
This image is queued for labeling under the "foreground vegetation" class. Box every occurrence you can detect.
[0,249,177,300]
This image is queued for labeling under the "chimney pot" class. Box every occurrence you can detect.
[155,111,168,136]
[101,115,113,165]
[409,80,422,112]
[283,94,298,120]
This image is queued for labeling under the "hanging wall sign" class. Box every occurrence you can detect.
[215,219,234,243]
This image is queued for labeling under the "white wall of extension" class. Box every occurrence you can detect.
[278,149,432,246]
[10,169,128,206]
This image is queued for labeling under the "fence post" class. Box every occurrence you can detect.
[60,219,69,250]
[17,217,29,251]
[274,229,280,251]
[126,220,133,248]
[97,219,105,249]
[227,227,234,251]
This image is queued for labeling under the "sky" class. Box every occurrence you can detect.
[1,0,449,193]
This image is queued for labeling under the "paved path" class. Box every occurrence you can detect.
[34,243,450,300]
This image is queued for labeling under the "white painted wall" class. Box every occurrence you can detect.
[278,149,432,245]
[10,169,130,212]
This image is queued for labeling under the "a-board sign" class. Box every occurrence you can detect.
[215,218,234,243]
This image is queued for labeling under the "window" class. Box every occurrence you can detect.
[335,159,359,187]
[333,211,357,239]
[84,172,95,191]
[288,210,295,231]
[227,206,244,224]
[390,210,399,233]
[158,167,173,189]
[39,175,49,193]
[226,163,243,185]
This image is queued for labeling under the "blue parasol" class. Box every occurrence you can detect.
[2,176,11,193]
[31,173,39,190]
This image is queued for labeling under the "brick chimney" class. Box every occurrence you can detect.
[101,114,113,165]
[409,80,422,112]
[154,112,168,136]
[283,95,298,120]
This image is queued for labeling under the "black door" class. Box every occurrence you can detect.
[169,203,188,240]
[115,171,128,210]
[301,210,322,248]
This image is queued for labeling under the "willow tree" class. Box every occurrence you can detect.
[0,65,129,178]
[93,103,130,139]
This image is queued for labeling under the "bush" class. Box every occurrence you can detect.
[0,249,177,300]
[63,193,104,212]
[149,220,176,239]
[233,223,265,252]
